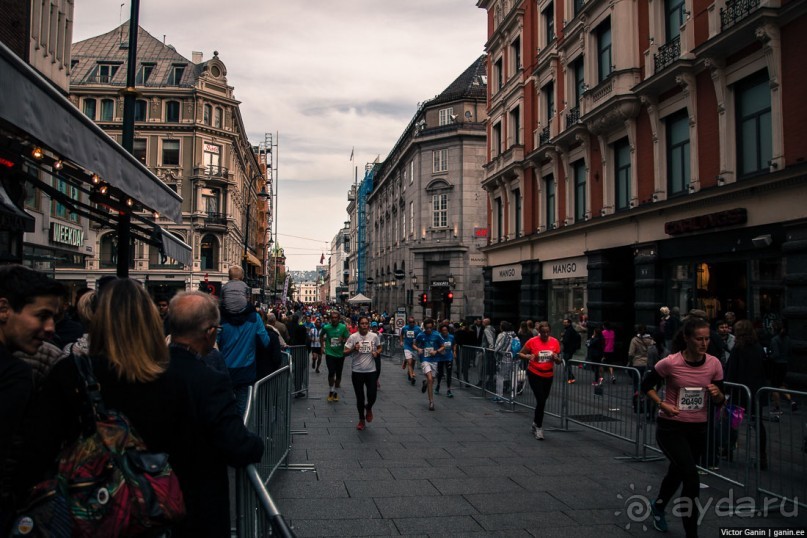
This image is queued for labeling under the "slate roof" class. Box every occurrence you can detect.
[70,22,197,88]
[429,55,487,106]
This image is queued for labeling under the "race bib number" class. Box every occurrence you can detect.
[678,387,706,411]
[424,347,434,356]
[537,350,553,363]
[330,337,341,348]
[359,341,372,354]
[406,331,415,339]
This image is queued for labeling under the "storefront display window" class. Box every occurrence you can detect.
[547,277,587,335]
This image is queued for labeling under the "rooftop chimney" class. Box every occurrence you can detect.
[192,51,203,63]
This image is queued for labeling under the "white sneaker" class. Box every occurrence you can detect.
[531,422,538,435]
[535,427,544,440]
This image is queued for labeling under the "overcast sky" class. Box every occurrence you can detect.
[72,1,487,271]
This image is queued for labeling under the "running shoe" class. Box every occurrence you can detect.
[650,503,668,532]
[531,422,538,435]
[411,376,416,386]
[315,368,320,373]
[447,390,453,398]
[422,380,428,393]
[365,408,373,423]
[535,427,544,440]
[326,393,334,402]
[434,386,440,395]
[356,420,365,431]
[611,376,616,384]
[429,401,435,411]
[332,393,339,402]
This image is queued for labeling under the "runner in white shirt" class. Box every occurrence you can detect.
[344,316,382,431]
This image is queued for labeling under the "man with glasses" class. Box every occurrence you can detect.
[320,311,350,402]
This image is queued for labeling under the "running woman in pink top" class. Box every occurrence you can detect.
[641,317,725,538]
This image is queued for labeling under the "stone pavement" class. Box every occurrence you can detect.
[267,353,806,537]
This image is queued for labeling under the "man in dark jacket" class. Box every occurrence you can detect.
[0,266,62,533]
[168,291,264,537]
[561,318,582,383]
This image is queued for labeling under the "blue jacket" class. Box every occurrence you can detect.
[217,311,269,386]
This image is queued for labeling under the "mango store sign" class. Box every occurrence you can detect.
[492,264,522,282]
[542,256,588,280]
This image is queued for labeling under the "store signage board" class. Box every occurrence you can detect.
[664,208,746,235]
[542,256,588,280]
[492,264,522,282]
[431,280,450,287]
[51,222,84,247]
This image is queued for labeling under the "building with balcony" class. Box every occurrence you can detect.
[64,23,267,299]
[364,57,489,322]
[477,0,807,367]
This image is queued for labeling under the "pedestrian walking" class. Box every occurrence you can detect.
[517,321,562,440]
[344,317,382,430]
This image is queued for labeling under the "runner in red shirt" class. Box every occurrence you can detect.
[517,321,562,440]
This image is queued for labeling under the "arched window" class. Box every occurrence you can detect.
[203,104,212,125]
[82,98,96,119]
[100,99,114,121]
[100,232,134,269]
[200,234,219,271]
[166,100,180,122]
[134,99,147,121]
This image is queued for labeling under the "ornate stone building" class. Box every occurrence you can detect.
[64,23,267,298]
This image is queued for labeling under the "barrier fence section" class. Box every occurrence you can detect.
[235,352,295,537]
[286,345,309,398]
[756,387,807,510]
[380,333,401,357]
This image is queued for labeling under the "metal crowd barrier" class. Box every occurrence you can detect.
[380,333,401,357]
[235,352,295,537]
[286,345,309,398]
[455,345,491,396]
[755,387,807,510]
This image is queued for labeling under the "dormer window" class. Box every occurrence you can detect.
[168,64,186,86]
[94,62,120,83]
[136,63,155,85]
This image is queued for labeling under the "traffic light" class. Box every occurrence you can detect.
[445,291,454,305]
[419,293,428,306]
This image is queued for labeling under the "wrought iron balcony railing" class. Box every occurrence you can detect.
[721,0,761,29]
[539,125,551,145]
[565,106,581,128]
[654,36,681,73]
[205,212,228,226]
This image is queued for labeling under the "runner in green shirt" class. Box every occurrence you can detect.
[320,311,350,401]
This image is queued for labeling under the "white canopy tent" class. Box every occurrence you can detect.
[347,293,372,304]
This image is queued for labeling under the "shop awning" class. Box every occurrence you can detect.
[0,181,34,232]
[245,250,263,268]
[0,41,182,222]
[154,226,192,266]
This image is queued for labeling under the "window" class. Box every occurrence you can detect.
[573,57,585,108]
[168,65,186,86]
[165,101,180,122]
[82,98,96,120]
[438,107,454,126]
[432,194,447,227]
[162,139,180,166]
[574,160,586,221]
[545,175,556,229]
[492,122,502,156]
[95,63,119,83]
[509,106,521,146]
[402,211,406,242]
[213,107,223,129]
[494,57,503,91]
[200,234,218,271]
[409,201,414,234]
[513,188,522,238]
[202,188,220,214]
[597,19,613,82]
[496,197,503,241]
[614,138,631,210]
[203,143,221,173]
[573,0,585,17]
[133,138,147,164]
[666,110,690,196]
[510,36,521,73]
[544,82,555,122]
[409,160,414,184]
[432,149,448,172]
[544,2,555,46]
[135,63,154,85]
[736,71,772,178]
[203,104,212,125]
[52,178,79,223]
[134,99,147,121]
[665,0,686,41]
[99,99,114,121]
